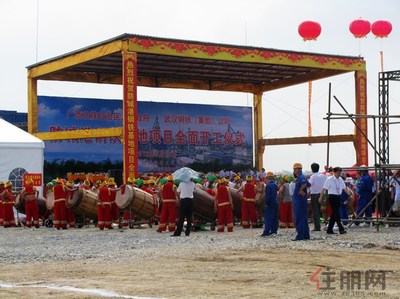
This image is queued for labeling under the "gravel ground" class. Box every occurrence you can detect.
[1,224,400,298]
[1,224,400,265]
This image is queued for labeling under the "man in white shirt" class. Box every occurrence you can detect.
[172,179,195,237]
[319,167,353,235]
[308,163,326,231]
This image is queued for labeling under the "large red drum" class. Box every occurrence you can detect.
[14,193,47,218]
[115,185,155,220]
[229,188,243,219]
[65,188,98,220]
[255,184,265,215]
[193,187,217,222]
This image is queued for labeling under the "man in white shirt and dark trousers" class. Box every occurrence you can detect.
[319,167,353,235]
[308,163,326,231]
[172,179,195,237]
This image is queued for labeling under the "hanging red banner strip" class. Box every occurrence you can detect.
[355,71,368,166]
[122,52,138,182]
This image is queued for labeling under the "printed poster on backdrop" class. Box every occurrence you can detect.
[38,96,253,172]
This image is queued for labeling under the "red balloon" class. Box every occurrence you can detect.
[349,19,371,38]
[371,20,392,38]
[298,21,322,41]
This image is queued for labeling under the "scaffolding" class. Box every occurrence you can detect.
[325,70,400,230]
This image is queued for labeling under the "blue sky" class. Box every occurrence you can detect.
[1,0,399,171]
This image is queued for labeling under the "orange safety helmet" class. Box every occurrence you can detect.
[293,163,303,169]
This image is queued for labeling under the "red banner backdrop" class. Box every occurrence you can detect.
[123,51,138,182]
[355,71,368,166]
[24,173,42,186]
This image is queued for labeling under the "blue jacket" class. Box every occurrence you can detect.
[293,173,310,201]
[358,173,373,196]
[265,180,278,206]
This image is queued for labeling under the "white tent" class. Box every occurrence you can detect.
[0,118,44,195]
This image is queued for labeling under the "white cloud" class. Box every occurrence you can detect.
[38,103,59,118]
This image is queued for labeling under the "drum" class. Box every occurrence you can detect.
[115,185,155,220]
[229,188,243,219]
[65,188,98,220]
[195,183,205,191]
[347,190,356,216]
[193,187,217,222]
[255,184,265,214]
[15,193,47,218]
[46,190,54,211]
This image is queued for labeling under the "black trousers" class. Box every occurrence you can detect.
[174,198,193,236]
[310,194,321,230]
[327,195,345,233]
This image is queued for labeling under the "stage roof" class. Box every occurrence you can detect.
[27,33,366,93]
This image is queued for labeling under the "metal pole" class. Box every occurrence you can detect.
[373,117,379,232]
[333,95,382,162]
[326,83,331,168]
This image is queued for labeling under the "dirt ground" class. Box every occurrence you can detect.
[0,239,399,299]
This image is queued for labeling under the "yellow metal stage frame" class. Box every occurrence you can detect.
[27,34,367,180]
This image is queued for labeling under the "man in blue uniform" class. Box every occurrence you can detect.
[292,163,310,241]
[356,165,374,226]
[261,172,278,237]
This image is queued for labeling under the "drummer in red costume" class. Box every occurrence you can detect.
[108,178,120,225]
[53,178,71,229]
[65,181,76,228]
[239,175,258,228]
[21,178,40,228]
[81,180,91,190]
[0,181,16,227]
[142,179,158,219]
[97,181,113,230]
[232,176,242,190]
[214,178,234,232]
[157,175,178,233]
[121,177,136,229]
[0,181,4,226]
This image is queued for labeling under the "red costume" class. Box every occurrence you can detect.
[65,185,76,228]
[157,180,178,232]
[241,181,257,228]
[2,183,16,227]
[53,181,68,229]
[0,182,4,226]
[215,182,234,232]
[142,184,158,217]
[97,184,112,229]
[109,186,120,223]
[24,184,40,228]
[278,182,294,228]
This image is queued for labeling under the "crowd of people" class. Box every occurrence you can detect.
[1,163,399,241]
